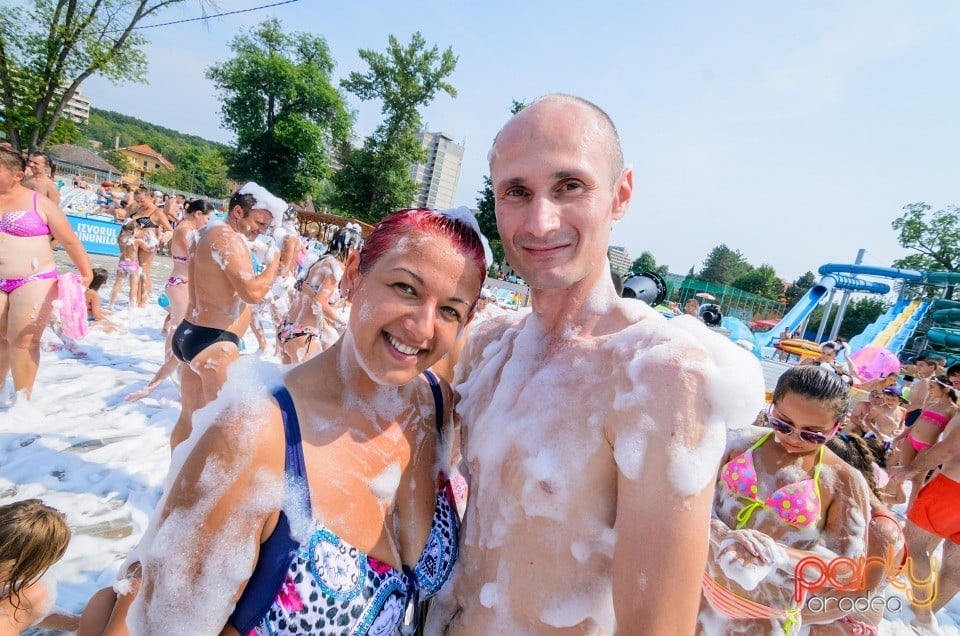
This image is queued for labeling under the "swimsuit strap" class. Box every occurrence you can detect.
[422,369,444,437]
[227,385,309,634]
[753,431,774,451]
[812,443,825,516]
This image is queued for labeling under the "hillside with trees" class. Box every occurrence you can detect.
[84,108,232,197]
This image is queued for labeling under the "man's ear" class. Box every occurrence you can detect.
[611,166,633,222]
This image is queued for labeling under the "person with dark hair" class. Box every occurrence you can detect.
[85,267,109,323]
[0,146,91,399]
[127,187,172,307]
[888,410,960,633]
[886,375,958,506]
[904,355,938,428]
[0,499,79,633]
[947,363,960,391]
[799,434,905,633]
[275,225,356,364]
[95,207,491,635]
[429,94,764,635]
[22,152,60,206]
[703,365,871,633]
[125,200,213,402]
[108,221,150,311]
[168,183,283,450]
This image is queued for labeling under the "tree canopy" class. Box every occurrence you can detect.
[699,244,752,285]
[330,32,457,224]
[0,0,192,152]
[892,202,960,272]
[629,251,669,277]
[207,18,351,203]
[785,271,817,305]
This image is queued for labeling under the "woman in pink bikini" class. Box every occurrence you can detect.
[700,365,872,634]
[885,375,957,505]
[0,147,91,400]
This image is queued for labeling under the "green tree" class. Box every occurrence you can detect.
[0,0,194,152]
[785,271,817,305]
[47,116,82,145]
[809,297,886,340]
[149,147,231,198]
[892,202,960,298]
[331,32,457,224]
[475,175,504,266]
[101,149,129,172]
[731,264,782,300]
[473,100,524,268]
[207,19,351,203]
[699,244,751,285]
[629,251,668,277]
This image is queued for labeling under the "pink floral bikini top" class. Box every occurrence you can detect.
[720,432,825,529]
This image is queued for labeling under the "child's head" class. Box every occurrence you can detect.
[772,365,851,422]
[89,268,108,292]
[0,500,70,610]
[827,434,883,499]
[933,375,958,403]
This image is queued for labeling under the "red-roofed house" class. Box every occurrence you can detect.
[119,144,175,185]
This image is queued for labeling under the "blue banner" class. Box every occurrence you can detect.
[67,214,121,257]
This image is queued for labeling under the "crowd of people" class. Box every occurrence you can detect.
[1,95,959,636]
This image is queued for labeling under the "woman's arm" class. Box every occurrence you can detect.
[41,194,93,285]
[129,402,286,634]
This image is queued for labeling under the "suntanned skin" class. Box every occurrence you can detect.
[0,160,91,398]
[125,229,482,634]
[427,95,762,635]
[22,154,60,206]
[889,413,960,631]
[128,190,172,306]
[169,204,279,450]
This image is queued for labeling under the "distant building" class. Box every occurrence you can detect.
[62,84,91,125]
[119,144,174,185]
[608,245,632,275]
[410,131,464,209]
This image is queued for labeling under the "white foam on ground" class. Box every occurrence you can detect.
[4,261,959,634]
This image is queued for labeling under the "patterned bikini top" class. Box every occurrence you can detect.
[0,192,49,238]
[228,371,459,636]
[720,432,825,530]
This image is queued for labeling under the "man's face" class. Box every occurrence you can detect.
[239,208,273,239]
[917,360,936,377]
[490,100,632,291]
[26,156,45,176]
[820,347,837,363]
[685,299,699,315]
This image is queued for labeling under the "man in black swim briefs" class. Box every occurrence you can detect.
[168,182,285,451]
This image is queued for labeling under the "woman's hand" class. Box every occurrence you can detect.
[718,528,786,566]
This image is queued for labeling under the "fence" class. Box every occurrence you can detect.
[675,278,785,322]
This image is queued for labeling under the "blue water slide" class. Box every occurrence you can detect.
[755,274,891,347]
[818,263,925,282]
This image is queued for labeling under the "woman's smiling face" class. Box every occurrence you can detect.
[343,229,482,386]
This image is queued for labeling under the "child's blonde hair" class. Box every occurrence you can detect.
[0,499,70,613]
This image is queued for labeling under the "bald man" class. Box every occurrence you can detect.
[426,95,763,634]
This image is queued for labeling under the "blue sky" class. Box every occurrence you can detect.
[82,0,960,281]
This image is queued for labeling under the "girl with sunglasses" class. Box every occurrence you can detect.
[700,366,872,634]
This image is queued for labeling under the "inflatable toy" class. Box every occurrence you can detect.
[776,339,822,358]
[849,345,900,383]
